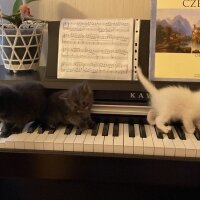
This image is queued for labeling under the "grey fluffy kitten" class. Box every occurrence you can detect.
[44,81,94,130]
[0,81,46,137]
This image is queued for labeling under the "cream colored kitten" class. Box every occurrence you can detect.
[137,67,200,134]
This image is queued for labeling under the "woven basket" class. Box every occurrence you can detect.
[0,22,45,73]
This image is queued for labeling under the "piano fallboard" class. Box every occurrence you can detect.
[0,149,200,188]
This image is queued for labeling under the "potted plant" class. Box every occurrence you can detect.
[0,0,46,73]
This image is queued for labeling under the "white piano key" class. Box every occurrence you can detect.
[133,124,143,155]
[73,129,88,152]
[43,129,61,151]
[123,124,133,154]
[84,129,95,152]
[113,123,124,154]
[180,127,196,158]
[162,132,175,156]
[93,123,105,153]
[104,123,114,153]
[64,127,76,151]
[53,127,68,151]
[34,131,49,150]
[188,133,200,158]
[24,128,39,150]
[143,125,154,155]
[4,123,32,149]
[5,134,16,149]
[14,123,32,149]
[14,133,30,149]
[149,126,165,156]
[0,138,6,148]
[172,127,186,157]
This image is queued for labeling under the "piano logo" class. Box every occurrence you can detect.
[130,92,150,101]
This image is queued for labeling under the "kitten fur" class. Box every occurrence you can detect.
[44,81,94,130]
[137,67,200,134]
[0,81,46,137]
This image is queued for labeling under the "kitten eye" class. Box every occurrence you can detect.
[84,106,89,110]
[73,105,78,110]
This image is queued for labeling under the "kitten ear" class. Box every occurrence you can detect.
[82,81,92,93]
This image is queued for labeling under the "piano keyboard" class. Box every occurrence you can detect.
[1,122,200,158]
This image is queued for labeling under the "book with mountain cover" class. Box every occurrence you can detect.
[149,0,200,82]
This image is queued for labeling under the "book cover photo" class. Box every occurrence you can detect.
[149,0,200,81]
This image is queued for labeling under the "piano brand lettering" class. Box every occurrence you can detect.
[183,0,200,7]
[130,92,149,100]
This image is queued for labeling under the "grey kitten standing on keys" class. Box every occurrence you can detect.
[137,67,200,134]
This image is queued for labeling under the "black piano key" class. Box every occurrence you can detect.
[167,130,175,139]
[48,127,56,134]
[102,123,109,136]
[64,125,73,135]
[139,124,147,138]
[91,123,99,136]
[154,127,164,139]
[175,126,186,140]
[37,125,45,134]
[27,121,38,133]
[113,123,119,137]
[75,128,82,135]
[194,128,200,141]
[128,124,135,137]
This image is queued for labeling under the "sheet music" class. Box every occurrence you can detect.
[57,18,134,80]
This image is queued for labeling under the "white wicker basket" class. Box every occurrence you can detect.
[0,22,45,73]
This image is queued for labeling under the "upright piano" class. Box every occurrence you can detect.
[0,21,200,197]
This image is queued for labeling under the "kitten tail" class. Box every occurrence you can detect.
[137,67,157,95]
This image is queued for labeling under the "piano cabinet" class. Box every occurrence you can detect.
[0,150,200,188]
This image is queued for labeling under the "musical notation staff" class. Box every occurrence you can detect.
[57,18,134,80]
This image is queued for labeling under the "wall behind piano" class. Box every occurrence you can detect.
[0,0,151,66]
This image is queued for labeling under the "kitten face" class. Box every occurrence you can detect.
[60,82,94,129]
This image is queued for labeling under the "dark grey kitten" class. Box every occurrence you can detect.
[44,81,94,130]
[0,81,46,138]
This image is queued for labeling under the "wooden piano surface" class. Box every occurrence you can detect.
[0,21,200,199]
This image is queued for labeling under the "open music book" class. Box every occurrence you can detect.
[57,18,140,80]
[149,0,200,82]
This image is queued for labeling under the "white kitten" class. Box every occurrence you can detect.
[137,67,200,134]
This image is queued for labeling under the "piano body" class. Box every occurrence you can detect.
[0,21,200,198]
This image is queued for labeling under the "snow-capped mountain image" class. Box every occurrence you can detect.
[157,15,192,36]
[171,15,192,36]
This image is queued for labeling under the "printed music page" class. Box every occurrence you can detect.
[149,0,200,82]
[57,18,134,80]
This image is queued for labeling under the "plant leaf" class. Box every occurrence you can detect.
[12,0,39,15]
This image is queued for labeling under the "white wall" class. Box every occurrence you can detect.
[0,0,151,66]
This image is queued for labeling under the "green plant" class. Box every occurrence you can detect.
[0,0,39,27]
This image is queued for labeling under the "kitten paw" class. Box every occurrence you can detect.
[147,110,156,125]
[162,125,172,134]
